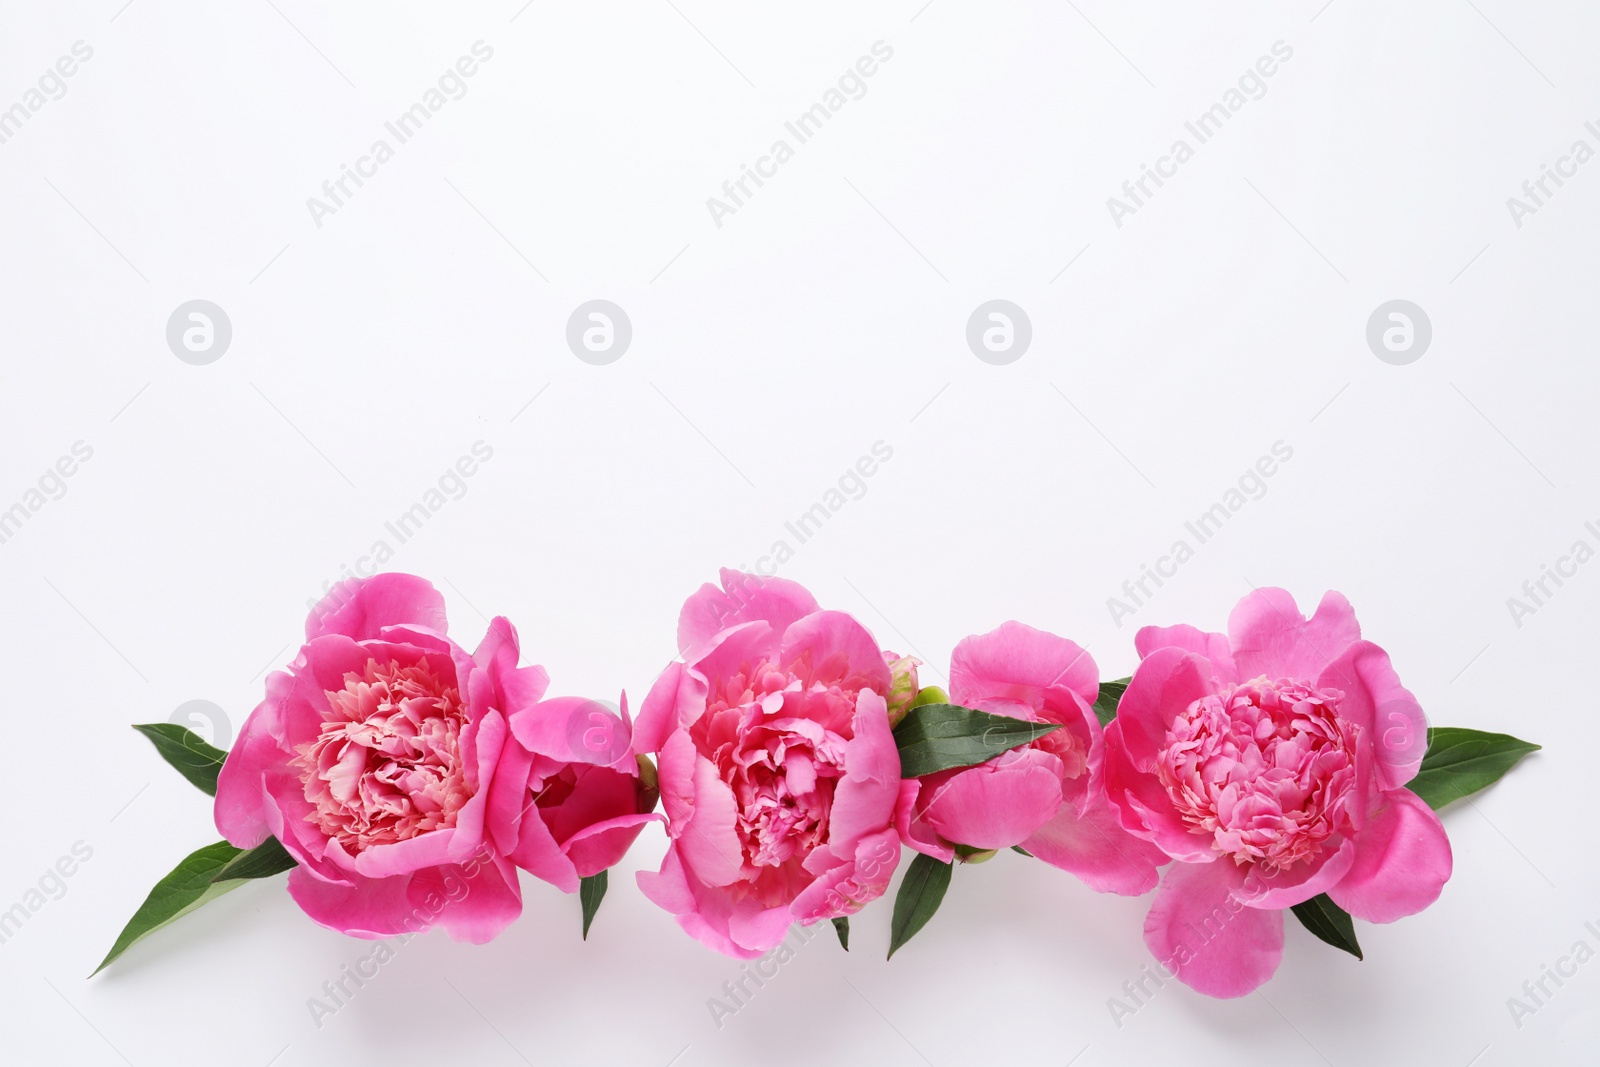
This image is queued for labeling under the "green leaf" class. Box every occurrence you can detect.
[93,841,246,975]
[1409,727,1540,810]
[887,853,953,959]
[210,836,297,883]
[1091,678,1131,728]
[1290,893,1362,960]
[892,703,1061,778]
[579,871,608,940]
[132,723,227,797]
[831,916,850,950]
[1011,845,1033,858]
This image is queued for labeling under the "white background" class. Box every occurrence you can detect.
[1,1,1595,1064]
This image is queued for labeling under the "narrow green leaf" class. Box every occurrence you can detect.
[93,841,245,975]
[1290,893,1362,960]
[210,836,297,883]
[579,871,608,940]
[1409,727,1540,810]
[132,723,227,797]
[887,853,953,959]
[892,703,1061,778]
[831,916,850,951]
[1091,678,1131,728]
[1011,845,1033,858]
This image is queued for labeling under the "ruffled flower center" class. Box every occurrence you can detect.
[1156,676,1358,870]
[293,657,470,852]
[695,657,859,904]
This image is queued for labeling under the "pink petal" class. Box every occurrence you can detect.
[822,690,901,856]
[791,828,902,922]
[1328,788,1452,923]
[1232,838,1356,909]
[214,671,295,849]
[510,795,580,892]
[1103,721,1216,861]
[1134,623,1237,682]
[636,622,777,756]
[691,619,781,693]
[1021,799,1167,895]
[632,661,700,756]
[304,572,448,643]
[949,621,1098,709]
[1318,641,1428,790]
[293,634,384,735]
[510,696,635,770]
[896,779,955,862]
[726,898,796,953]
[678,750,745,887]
[1112,648,1217,769]
[286,867,414,939]
[350,826,458,879]
[656,729,698,830]
[637,846,765,959]
[469,615,521,677]
[1144,859,1284,998]
[541,764,641,843]
[562,813,661,878]
[920,751,1065,850]
[676,568,820,656]
[484,735,535,857]
[449,706,506,861]
[779,611,894,696]
[1228,588,1361,683]
[469,619,550,726]
[415,855,524,945]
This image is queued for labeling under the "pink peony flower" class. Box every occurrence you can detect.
[897,622,1166,893]
[215,574,531,942]
[632,569,908,958]
[1104,589,1451,996]
[486,691,660,892]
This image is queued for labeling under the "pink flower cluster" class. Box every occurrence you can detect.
[213,570,1454,998]
[215,574,657,942]
[1105,589,1451,995]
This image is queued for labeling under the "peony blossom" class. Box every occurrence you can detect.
[216,574,525,942]
[1104,588,1451,996]
[632,569,909,958]
[897,621,1166,893]
[486,691,659,892]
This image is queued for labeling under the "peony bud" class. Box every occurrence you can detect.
[883,654,923,726]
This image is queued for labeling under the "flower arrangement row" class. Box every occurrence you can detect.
[101,570,1537,998]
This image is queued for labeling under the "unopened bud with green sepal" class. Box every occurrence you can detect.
[884,656,924,726]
